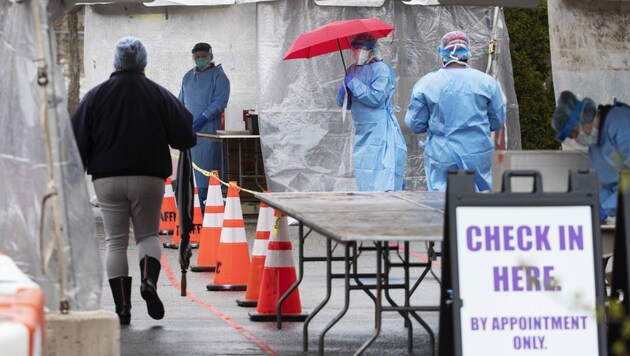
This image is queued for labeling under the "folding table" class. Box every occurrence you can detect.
[256,190,445,355]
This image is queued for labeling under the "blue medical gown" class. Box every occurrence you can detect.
[178,65,230,190]
[335,61,407,191]
[588,102,630,217]
[404,67,506,192]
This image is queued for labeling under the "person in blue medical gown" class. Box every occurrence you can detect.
[335,33,407,191]
[404,31,506,192]
[551,90,630,222]
[179,42,230,211]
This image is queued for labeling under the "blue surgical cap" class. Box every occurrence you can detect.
[438,31,471,63]
[113,37,147,70]
[349,33,379,49]
[551,91,597,141]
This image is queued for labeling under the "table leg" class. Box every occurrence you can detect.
[318,242,352,356]
[303,237,333,351]
[404,241,413,351]
[409,310,436,356]
[238,139,243,186]
[355,241,383,355]
[382,243,410,324]
[254,140,265,191]
[220,139,225,183]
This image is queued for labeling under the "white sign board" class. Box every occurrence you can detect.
[456,206,599,355]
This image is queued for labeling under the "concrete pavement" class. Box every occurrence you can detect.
[96,212,442,355]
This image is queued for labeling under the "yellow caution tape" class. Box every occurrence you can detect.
[170,152,263,196]
[272,210,281,237]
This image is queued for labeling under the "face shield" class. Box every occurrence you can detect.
[554,100,583,142]
[350,46,371,65]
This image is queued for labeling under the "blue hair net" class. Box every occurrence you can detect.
[438,31,471,63]
[113,37,147,70]
[192,42,213,61]
[551,91,597,140]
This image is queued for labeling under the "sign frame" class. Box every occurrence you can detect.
[439,169,607,356]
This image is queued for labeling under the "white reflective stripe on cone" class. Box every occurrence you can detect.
[256,206,273,232]
[193,190,201,208]
[219,226,247,243]
[164,182,174,197]
[224,198,244,219]
[203,212,224,227]
[275,214,291,242]
[252,238,270,256]
[264,249,294,268]
[207,186,223,205]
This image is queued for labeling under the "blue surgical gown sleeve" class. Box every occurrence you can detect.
[178,66,230,122]
[487,83,506,132]
[600,112,630,216]
[346,67,389,108]
[201,72,230,119]
[404,78,432,134]
[178,82,185,105]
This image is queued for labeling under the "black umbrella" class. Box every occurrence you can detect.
[176,149,194,296]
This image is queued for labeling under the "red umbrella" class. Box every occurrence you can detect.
[283,18,394,74]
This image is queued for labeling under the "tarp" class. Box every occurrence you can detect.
[0,0,102,311]
[84,0,520,192]
[256,1,520,191]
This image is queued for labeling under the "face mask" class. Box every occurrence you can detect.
[196,58,208,70]
[574,127,598,147]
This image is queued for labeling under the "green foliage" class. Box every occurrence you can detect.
[504,0,560,150]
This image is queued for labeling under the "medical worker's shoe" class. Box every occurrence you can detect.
[108,276,132,325]
[140,255,165,320]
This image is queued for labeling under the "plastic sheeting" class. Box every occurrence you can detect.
[0,0,102,310]
[257,0,520,191]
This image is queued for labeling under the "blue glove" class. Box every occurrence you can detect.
[599,204,607,224]
[337,85,345,98]
[337,85,352,109]
[344,75,353,86]
[193,114,209,132]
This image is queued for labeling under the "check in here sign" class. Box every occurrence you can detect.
[456,206,599,355]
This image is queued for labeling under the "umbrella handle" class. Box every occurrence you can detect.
[337,38,348,76]
[181,270,187,297]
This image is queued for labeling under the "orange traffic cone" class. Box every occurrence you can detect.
[237,192,274,307]
[163,176,203,250]
[189,182,204,244]
[249,211,307,321]
[192,171,224,272]
[207,182,250,291]
[159,177,177,235]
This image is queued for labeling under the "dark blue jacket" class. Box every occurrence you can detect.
[71,70,196,180]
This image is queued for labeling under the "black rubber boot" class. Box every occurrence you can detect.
[108,276,132,325]
[140,255,165,320]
